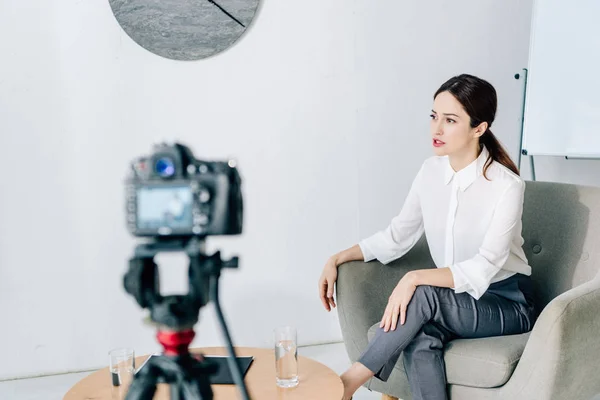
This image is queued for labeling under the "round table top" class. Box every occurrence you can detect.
[63,347,344,400]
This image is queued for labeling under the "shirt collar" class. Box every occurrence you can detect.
[444,146,489,191]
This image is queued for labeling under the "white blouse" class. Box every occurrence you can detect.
[359,146,532,300]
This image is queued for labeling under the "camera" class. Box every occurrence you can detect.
[125,142,243,238]
[122,142,250,400]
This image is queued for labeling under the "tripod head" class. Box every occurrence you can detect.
[124,237,238,330]
[122,237,250,400]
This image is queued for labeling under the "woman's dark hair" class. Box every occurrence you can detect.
[434,74,519,179]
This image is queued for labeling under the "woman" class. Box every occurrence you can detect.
[319,74,537,400]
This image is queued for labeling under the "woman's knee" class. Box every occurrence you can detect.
[413,284,436,301]
[404,323,447,355]
[409,285,440,318]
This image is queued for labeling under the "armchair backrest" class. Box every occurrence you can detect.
[521,181,600,310]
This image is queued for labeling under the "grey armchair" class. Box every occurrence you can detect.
[337,181,600,399]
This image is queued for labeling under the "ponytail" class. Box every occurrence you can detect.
[480,129,520,180]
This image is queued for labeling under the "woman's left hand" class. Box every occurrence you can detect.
[380,272,418,332]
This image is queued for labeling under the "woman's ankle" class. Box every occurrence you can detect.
[340,362,375,398]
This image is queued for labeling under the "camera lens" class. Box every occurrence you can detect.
[155,157,175,178]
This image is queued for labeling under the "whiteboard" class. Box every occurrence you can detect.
[522,0,600,158]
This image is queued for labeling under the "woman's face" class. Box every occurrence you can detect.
[430,91,485,157]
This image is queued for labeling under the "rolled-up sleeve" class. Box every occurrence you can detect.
[359,165,425,265]
[449,180,526,299]
[358,241,376,262]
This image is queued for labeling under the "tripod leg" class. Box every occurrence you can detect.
[210,276,251,400]
[125,373,158,400]
[189,369,214,400]
[170,384,181,400]
[169,377,212,400]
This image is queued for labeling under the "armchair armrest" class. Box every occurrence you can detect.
[335,236,434,361]
[497,275,600,399]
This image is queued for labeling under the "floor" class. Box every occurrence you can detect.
[0,342,381,400]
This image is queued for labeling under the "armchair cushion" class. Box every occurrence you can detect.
[368,323,530,388]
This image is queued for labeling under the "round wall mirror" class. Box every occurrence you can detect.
[109,0,261,61]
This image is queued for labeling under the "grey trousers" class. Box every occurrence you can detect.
[357,273,537,400]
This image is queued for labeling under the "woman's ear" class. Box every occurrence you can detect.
[473,121,488,138]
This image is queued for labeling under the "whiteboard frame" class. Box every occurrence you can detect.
[521,0,600,160]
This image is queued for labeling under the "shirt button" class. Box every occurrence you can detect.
[532,244,542,254]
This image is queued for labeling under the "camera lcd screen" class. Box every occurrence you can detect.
[137,186,194,231]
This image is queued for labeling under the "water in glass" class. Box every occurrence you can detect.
[275,339,298,388]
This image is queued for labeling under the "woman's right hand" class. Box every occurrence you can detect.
[319,257,338,311]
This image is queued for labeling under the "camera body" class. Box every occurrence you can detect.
[125,142,243,238]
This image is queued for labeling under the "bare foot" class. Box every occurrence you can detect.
[340,362,374,400]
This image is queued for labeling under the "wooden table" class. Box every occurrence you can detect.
[64,347,344,400]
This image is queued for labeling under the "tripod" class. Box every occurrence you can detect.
[123,237,251,400]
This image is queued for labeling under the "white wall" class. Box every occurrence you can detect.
[353,0,535,237]
[0,0,358,379]
[0,0,538,379]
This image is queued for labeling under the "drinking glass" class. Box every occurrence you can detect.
[274,326,298,388]
[109,347,135,394]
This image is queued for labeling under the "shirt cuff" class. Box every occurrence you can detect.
[448,264,470,294]
[358,241,376,262]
